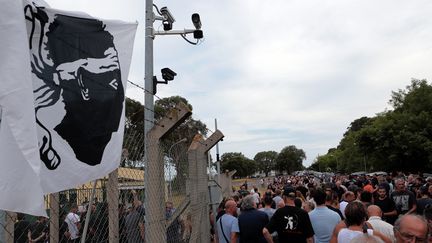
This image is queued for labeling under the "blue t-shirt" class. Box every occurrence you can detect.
[259,207,276,220]
[309,206,340,243]
[217,214,239,243]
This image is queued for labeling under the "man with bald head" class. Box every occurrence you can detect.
[216,199,240,243]
[367,205,395,242]
[394,214,428,243]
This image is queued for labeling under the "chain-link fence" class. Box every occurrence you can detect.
[161,133,191,243]
[0,109,220,243]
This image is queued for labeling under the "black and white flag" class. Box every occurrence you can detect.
[24,0,137,193]
[0,0,46,216]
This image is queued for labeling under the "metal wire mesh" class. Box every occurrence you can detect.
[161,137,191,243]
[0,123,214,243]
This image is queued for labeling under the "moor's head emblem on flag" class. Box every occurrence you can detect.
[25,4,124,170]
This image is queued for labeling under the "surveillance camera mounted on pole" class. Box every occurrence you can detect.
[153,5,204,43]
[191,13,201,30]
[191,13,203,39]
[152,68,177,94]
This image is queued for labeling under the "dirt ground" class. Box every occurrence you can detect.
[232,177,272,195]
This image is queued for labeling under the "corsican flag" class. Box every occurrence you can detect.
[0,0,46,216]
[24,0,137,193]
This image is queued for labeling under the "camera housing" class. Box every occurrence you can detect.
[161,68,177,81]
[191,13,201,30]
[193,30,203,39]
[163,22,172,31]
[160,7,175,24]
[152,68,177,94]
[191,13,203,39]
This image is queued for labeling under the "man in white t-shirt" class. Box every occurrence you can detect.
[65,204,81,242]
[340,191,355,218]
[367,205,395,242]
[251,187,260,205]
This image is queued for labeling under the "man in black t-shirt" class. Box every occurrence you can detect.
[391,178,417,215]
[28,216,48,243]
[263,187,314,243]
[374,186,397,224]
[416,185,432,215]
[238,195,269,243]
[14,213,30,243]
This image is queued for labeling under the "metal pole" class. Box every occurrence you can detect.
[144,0,154,242]
[215,119,220,174]
[143,0,154,151]
[144,1,154,132]
[80,180,97,243]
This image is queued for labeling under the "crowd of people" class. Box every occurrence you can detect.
[12,189,194,243]
[213,172,432,243]
[12,172,432,243]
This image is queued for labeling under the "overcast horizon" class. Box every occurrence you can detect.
[45,0,432,166]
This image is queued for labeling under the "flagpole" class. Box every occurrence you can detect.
[80,180,97,243]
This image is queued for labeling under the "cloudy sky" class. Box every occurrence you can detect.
[46,0,432,166]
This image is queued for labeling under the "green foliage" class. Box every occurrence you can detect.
[275,145,306,174]
[312,79,432,173]
[154,96,193,121]
[154,96,207,149]
[123,96,207,168]
[390,79,432,114]
[254,151,278,176]
[125,98,144,129]
[123,98,145,167]
[221,152,257,177]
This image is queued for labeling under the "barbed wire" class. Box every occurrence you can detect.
[205,127,215,134]
[127,79,163,101]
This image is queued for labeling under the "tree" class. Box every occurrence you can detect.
[343,116,374,136]
[154,96,207,149]
[254,151,278,176]
[122,96,208,169]
[221,152,257,177]
[355,79,432,171]
[314,79,432,173]
[390,79,432,114]
[122,98,145,167]
[275,146,306,174]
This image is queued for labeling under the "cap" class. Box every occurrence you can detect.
[283,187,296,197]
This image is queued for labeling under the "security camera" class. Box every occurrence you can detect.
[193,30,203,39]
[191,13,203,39]
[191,13,201,30]
[163,21,172,31]
[160,7,175,24]
[161,68,177,81]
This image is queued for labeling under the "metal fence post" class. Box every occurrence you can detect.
[49,193,59,243]
[5,211,15,243]
[216,170,237,199]
[187,130,224,243]
[108,169,119,243]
